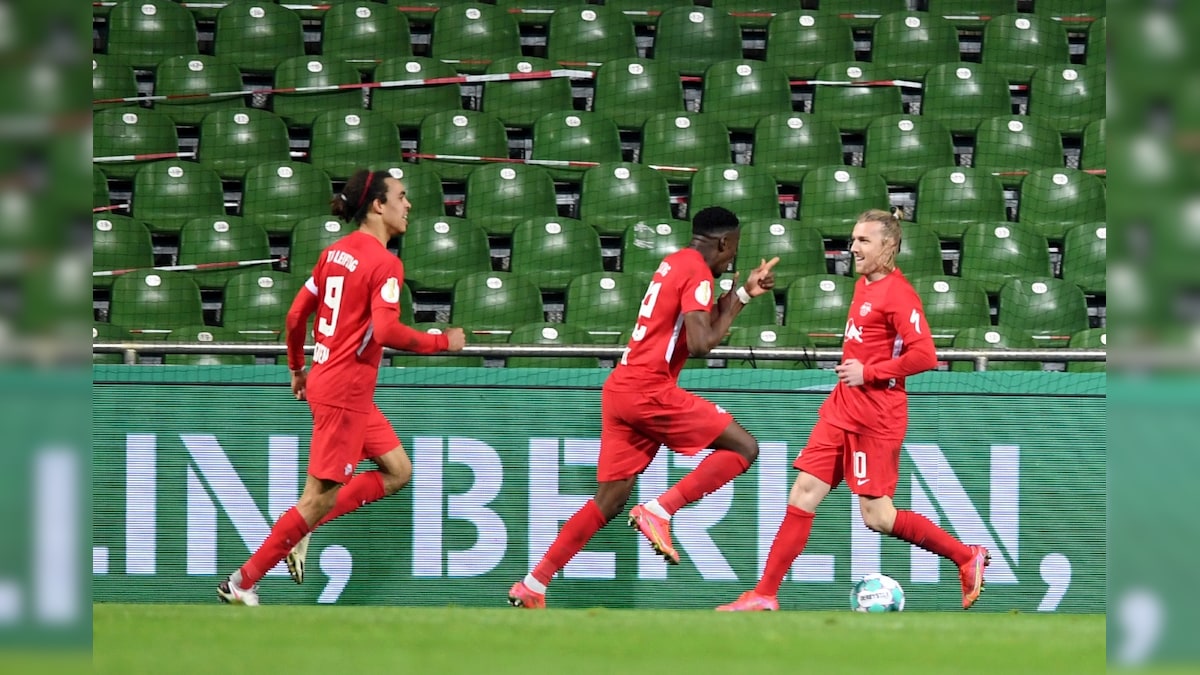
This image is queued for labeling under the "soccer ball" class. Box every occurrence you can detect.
[851,573,905,612]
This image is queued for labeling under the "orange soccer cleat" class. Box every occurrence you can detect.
[628,504,679,565]
[507,580,546,609]
[716,590,779,612]
[959,544,991,609]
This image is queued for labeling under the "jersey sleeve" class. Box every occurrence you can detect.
[862,280,938,384]
[368,256,449,353]
[678,260,715,315]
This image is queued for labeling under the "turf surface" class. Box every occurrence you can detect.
[94,603,1104,675]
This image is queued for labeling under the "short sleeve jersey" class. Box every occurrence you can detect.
[819,268,932,439]
[607,248,715,391]
[304,230,406,412]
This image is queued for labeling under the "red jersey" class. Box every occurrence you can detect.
[819,268,937,439]
[608,248,715,392]
[285,230,447,412]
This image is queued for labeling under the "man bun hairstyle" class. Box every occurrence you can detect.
[857,207,904,270]
[331,168,391,224]
[692,205,740,238]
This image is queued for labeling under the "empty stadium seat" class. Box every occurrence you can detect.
[241,162,334,235]
[402,216,493,291]
[783,274,854,346]
[92,108,180,180]
[972,115,1065,188]
[1061,223,1107,295]
[452,272,546,342]
[958,222,1052,294]
[863,114,957,187]
[1067,327,1106,372]
[105,0,198,69]
[652,6,744,76]
[417,110,510,182]
[579,162,675,236]
[798,166,890,238]
[687,164,782,221]
[272,56,364,129]
[289,216,350,277]
[764,11,854,80]
[463,163,559,235]
[981,13,1070,84]
[153,55,245,126]
[1080,119,1106,173]
[529,111,623,181]
[921,63,1013,135]
[752,113,844,186]
[93,215,154,289]
[700,59,794,133]
[506,322,600,368]
[132,161,225,233]
[870,11,961,81]
[510,216,604,291]
[565,271,647,341]
[92,56,138,110]
[910,275,991,346]
[604,0,693,26]
[640,112,732,183]
[1028,65,1107,136]
[196,108,292,180]
[621,219,692,275]
[914,167,1008,240]
[925,0,1017,30]
[725,324,816,369]
[592,57,687,131]
[1016,167,1106,240]
[997,277,1089,346]
[1034,0,1105,21]
[109,271,205,332]
[308,109,404,180]
[736,219,826,290]
[546,5,638,67]
[93,322,128,364]
[431,3,522,75]
[1086,16,1106,66]
[817,0,907,29]
[371,57,464,131]
[164,326,258,365]
[811,62,905,134]
[321,2,412,74]
[178,216,272,289]
[213,2,305,74]
[93,167,110,209]
[712,0,802,29]
[481,56,575,129]
[950,325,1039,372]
[222,270,300,333]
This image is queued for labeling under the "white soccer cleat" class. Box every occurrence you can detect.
[286,533,311,585]
[217,576,260,606]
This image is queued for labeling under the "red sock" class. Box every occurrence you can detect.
[891,510,973,566]
[316,471,387,528]
[531,500,608,586]
[658,450,752,515]
[755,505,815,597]
[238,506,311,588]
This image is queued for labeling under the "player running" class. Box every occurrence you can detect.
[716,208,989,613]
[218,169,466,605]
[509,206,780,609]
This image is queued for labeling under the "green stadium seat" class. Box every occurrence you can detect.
[92,56,138,110]
[1080,118,1105,173]
[164,325,259,365]
[958,222,1052,294]
[132,161,225,234]
[972,115,1065,188]
[1016,167,1106,240]
[925,0,1017,30]
[402,216,493,291]
[272,56,364,129]
[604,0,693,27]
[511,216,604,291]
[481,56,574,129]
[981,13,1070,84]
[783,274,854,346]
[93,215,154,289]
[417,110,510,182]
[621,219,692,275]
[640,112,732,183]
[869,11,961,81]
[241,162,333,235]
[547,5,638,67]
[914,167,1008,240]
[430,3,522,75]
[321,2,412,74]
[452,272,546,342]
[725,324,816,369]
[530,110,623,181]
[92,108,180,181]
[891,221,946,279]
[1028,65,1107,136]
[798,166,890,239]
[736,219,826,291]
[652,6,745,77]
[378,163,446,220]
[153,55,245,126]
[178,216,272,289]
[592,58,686,131]
[687,164,781,221]
[950,325,1039,372]
[1061,223,1107,295]
[196,108,292,180]
[496,0,589,27]
[700,59,794,133]
[816,0,907,29]
[565,272,647,342]
[463,163,559,236]
[289,216,351,277]
[391,323,487,368]
[863,114,957,187]
[213,2,305,75]
[1067,327,1106,373]
[921,63,1013,135]
[579,162,675,236]
[910,275,991,347]
[105,0,198,69]
[93,322,128,364]
[222,270,300,334]
[94,167,110,210]
[712,0,802,29]
[716,276,779,326]
[811,62,905,134]
[506,322,600,368]
[1086,16,1106,66]
[752,113,844,186]
[109,270,205,333]
[997,276,1089,346]
[764,11,854,80]
[308,109,404,180]
[1034,0,1105,21]
[371,57,464,131]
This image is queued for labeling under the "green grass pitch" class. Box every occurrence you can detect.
[94,603,1104,674]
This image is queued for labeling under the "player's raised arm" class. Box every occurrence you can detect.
[861,284,938,384]
[684,256,779,356]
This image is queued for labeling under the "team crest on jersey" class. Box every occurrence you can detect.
[381,277,401,303]
[695,280,712,306]
[859,302,872,317]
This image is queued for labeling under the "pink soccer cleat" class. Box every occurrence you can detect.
[716,590,779,612]
[628,504,679,565]
[507,580,546,609]
[959,544,991,610]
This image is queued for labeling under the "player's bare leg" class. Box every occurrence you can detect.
[510,477,636,608]
[287,445,413,584]
[631,421,759,565]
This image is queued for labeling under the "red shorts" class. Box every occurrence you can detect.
[307,402,401,483]
[793,418,901,497]
[598,385,734,482]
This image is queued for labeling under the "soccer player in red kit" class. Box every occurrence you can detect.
[717,209,990,612]
[218,169,466,605]
[508,206,781,609]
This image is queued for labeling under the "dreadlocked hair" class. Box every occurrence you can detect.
[331,169,391,224]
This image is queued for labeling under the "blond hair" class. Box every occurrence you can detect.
[856,207,904,271]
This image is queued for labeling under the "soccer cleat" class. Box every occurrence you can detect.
[217,577,260,606]
[286,532,311,585]
[507,580,546,609]
[958,544,991,610]
[628,504,679,565]
[716,590,779,612]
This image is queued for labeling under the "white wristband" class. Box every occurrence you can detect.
[735,286,753,305]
